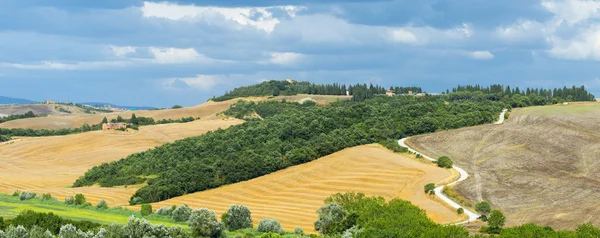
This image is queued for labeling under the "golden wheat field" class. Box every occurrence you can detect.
[150,144,462,233]
[0,118,243,206]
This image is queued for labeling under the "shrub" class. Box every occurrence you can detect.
[314,203,347,235]
[424,183,435,195]
[39,193,53,201]
[130,197,143,205]
[172,105,183,109]
[29,226,53,238]
[20,191,36,201]
[436,156,453,168]
[442,187,472,207]
[457,208,464,215]
[156,206,174,216]
[187,208,225,237]
[5,225,28,238]
[96,200,108,209]
[475,201,491,215]
[124,216,154,237]
[64,196,75,205]
[106,223,125,237]
[172,205,192,222]
[342,225,364,238]
[294,227,304,235]
[12,190,20,197]
[257,219,284,234]
[74,194,86,205]
[140,204,153,216]
[224,204,253,231]
[259,233,283,238]
[82,202,92,208]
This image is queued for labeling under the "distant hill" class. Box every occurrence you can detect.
[0,96,36,105]
[79,102,156,110]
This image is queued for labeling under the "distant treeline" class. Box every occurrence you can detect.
[74,94,505,204]
[0,111,43,124]
[450,84,595,105]
[211,80,422,102]
[0,114,197,139]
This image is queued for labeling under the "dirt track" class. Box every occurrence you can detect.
[150,144,462,232]
[0,118,242,206]
[408,102,600,230]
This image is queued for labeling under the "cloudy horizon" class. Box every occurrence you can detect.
[1,0,600,107]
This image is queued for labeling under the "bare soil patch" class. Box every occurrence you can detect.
[408,102,600,230]
[150,144,462,233]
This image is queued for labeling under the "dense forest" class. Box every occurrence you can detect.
[450,84,595,105]
[74,94,505,203]
[211,80,422,102]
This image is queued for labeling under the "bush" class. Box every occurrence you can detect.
[64,196,75,205]
[257,219,284,234]
[74,194,86,205]
[424,183,435,195]
[39,193,53,201]
[436,156,453,168]
[172,105,183,109]
[82,202,92,208]
[259,233,283,238]
[59,224,78,238]
[5,225,28,238]
[28,226,53,238]
[314,203,347,235]
[187,208,225,237]
[130,197,143,205]
[475,201,491,216]
[156,206,174,216]
[123,216,154,237]
[172,205,193,222]
[141,204,153,216]
[12,190,20,197]
[97,200,108,209]
[294,227,304,235]
[20,191,36,201]
[342,225,363,238]
[457,208,464,215]
[224,204,253,231]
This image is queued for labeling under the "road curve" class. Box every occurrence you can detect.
[398,109,507,225]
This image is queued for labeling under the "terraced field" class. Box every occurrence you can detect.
[150,144,463,233]
[0,118,243,206]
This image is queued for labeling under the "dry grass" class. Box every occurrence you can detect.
[149,144,462,233]
[408,103,600,230]
[0,118,243,206]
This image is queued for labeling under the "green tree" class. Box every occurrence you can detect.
[140,204,153,216]
[187,208,224,238]
[101,117,108,124]
[223,204,253,231]
[475,201,491,216]
[130,114,138,125]
[457,208,464,215]
[171,105,183,109]
[74,194,86,205]
[437,156,453,168]
[424,183,435,195]
[314,203,347,235]
[487,210,506,234]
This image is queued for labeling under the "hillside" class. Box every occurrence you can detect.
[0,118,242,206]
[150,144,463,232]
[0,96,36,105]
[407,102,600,230]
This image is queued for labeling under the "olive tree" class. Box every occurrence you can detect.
[314,203,347,235]
[257,219,284,234]
[172,204,193,222]
[123,216,154,237]
[28,226,53,238]
[224,204,253,231]
[187,208,225,238]
[5,225,28,238]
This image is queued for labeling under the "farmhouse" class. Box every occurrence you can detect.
[386,90,395,96]
[102,122,128,130]
[44,100,55,104]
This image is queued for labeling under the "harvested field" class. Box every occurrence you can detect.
[0,95,350,130]
[0,104,81,116]
[407,102,600,230]
[150,144,462,233]
[0,118,243,206]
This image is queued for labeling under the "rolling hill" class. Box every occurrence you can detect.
[407,102,600,230]
[0,96,36,105]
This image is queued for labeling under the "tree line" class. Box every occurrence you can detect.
[0,111,43,124]
[74,93,505,204]
[211,80,422,102]
[451,84,595,102]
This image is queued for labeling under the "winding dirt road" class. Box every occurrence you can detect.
[398,109,508,224]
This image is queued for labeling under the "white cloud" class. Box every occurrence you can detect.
[0,60,129,70]
[496,20,547,42]
[389,29,418,44]
[542,0,600,25]
[269,52,303,65]
[109,45,137,57]
[148,47,212,64]
[469,51,495,60]
[140,1,304,33]
[547,26,600,60]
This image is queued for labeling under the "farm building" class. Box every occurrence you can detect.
[386,90,395,96]
[102,122,128,130]
[44,100,55,104]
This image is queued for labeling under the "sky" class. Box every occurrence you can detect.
[1,0,600,107]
